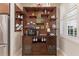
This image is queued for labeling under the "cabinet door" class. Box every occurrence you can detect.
[22,36,32,55]
[0,4,9,14]
[47,36,56,45]
[47,36,57,55]
[32,43,48,55]
[23,36,32,45]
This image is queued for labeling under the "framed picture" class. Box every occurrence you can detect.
[68,26,77,37]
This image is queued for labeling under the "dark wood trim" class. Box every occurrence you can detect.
[15,4,16,32]
[0,13,9,15]
[8,3,10,56]
[24,7,56,12]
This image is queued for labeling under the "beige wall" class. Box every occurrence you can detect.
[55,4,60,50]
[10,3,23,56]
[60,37,79,56]
[60,3,79,56]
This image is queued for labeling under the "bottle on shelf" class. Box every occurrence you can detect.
[36,37,38,42]
[33,37,36,42]
[41,37,44,42]
[44,37,46,42]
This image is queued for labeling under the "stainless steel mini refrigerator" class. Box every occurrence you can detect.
[0,14,9,56]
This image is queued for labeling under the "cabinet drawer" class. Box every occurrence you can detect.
[47,45,57,55]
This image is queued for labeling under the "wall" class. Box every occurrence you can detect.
[60,3,79,56]
[10,3,23,56]
[55,4,60,50]
[51,3,60,51]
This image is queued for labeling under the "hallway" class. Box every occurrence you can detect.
[0,3,79,56]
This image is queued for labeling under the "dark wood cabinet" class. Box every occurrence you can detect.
[32,43,48,55]
[22,36,57,56]
[22,7,57,56]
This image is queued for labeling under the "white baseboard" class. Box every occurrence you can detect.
[58,48,67,56]
[15,48,22,56]
[14,48,67,56]
[61,50,67,56]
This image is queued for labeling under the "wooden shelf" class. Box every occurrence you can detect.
[41,14,49,17]
[16,18,23,20]
[15,4,24,32]
[50,18,56,21]
[36,23,44,25]
[16,11,24,14]
[15,30,22,32]
[29,16,37,18]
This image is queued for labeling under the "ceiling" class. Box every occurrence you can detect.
[21,3,60,7]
